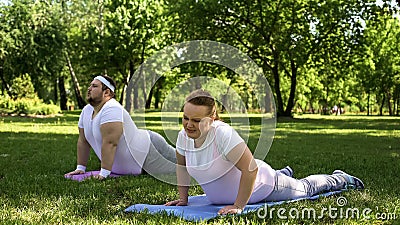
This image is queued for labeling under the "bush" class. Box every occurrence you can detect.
[0,74,60,116]
[10,73,36,99]
[0,94,60,116]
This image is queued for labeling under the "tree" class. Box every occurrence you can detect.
[167,0,369,116]
[0,0,69,109]
[356,5,400,115]
[70,0,170,109]
[0,0,33,96]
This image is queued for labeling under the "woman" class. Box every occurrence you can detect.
[165,89,364,215]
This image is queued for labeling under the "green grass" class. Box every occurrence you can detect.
[0,112,399,224]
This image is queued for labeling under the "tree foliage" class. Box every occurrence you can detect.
[0,0,399,116]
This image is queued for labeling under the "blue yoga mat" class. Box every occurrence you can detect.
[124,190,344,221]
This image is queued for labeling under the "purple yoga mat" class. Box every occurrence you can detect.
[64,171,122,182]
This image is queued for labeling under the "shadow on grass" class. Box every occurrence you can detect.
[0,111,80,124]
[0,131,78,184]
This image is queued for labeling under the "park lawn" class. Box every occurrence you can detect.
[0,111,399,224]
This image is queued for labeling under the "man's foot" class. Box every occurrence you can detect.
[333,170,365,190]
[278,166,294,177]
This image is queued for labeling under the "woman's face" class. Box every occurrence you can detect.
[183,102,214,140]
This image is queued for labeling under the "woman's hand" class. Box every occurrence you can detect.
[218,205,243,215]
[164,199,188,206]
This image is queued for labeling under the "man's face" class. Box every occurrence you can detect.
[87,79,104,106]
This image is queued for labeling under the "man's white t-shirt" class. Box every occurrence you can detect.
[78,99,150,175]
[176,120,276,204]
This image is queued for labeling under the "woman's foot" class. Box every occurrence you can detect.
[333,170,365,190]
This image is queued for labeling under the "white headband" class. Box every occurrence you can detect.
[94,76,115,92]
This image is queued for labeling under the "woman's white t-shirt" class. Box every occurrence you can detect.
[78,99,150,175]
[176,120,276,204]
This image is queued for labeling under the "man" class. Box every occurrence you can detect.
[65,75,176,179]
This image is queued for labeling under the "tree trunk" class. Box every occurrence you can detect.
[119,85,125,105]
[154,88,160,109]
[221,84,231,113]
[65,52,86,109]
[367,90,370,116]
[124,74,142,112]
[379,94,385,116]
[154,76,165,109]
[145,87,153,109]
[283,60,297,117]
[141,73,148,109]
[0,61,11,96]
[58,76,68,110]
[270,61,284,116]
[140,39,148,109]
[124,60,135,112]
[264,94,273,114]
[387,91,393,116]
[118,69,127,105]
[134,64,142,110]
[134,83,139,110]
[395,90,399,116]
[322,85,330,115]
[54,79,58,103]
[311,102,315,114]
[243,94,249,113]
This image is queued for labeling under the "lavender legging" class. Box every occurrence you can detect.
[265,171,346,201]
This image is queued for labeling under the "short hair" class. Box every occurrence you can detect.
[99,75,116,98]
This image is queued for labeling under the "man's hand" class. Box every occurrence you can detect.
[64,169,85,176]
[93,174,106,180]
